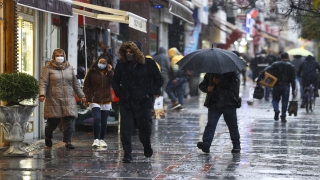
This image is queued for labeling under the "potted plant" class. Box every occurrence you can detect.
[0,72,39,156]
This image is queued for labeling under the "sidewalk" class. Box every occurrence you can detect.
[0,81,320,179]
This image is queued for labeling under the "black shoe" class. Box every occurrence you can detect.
[122,153,132,163]
[231,144,241,154]
[45,138,52,147]
[65,143,75,150]
[144,147,153,158]
[197,142,210,153]
[281,117,287,123]
[274,111,280,121]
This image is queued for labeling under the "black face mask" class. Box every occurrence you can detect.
[126,54,134,61]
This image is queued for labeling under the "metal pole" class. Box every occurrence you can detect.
[83,8,88,72]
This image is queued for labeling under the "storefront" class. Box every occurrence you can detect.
[16,0,72,139]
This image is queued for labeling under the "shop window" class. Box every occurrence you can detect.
[17,18,34,76]
[51,25,61,53]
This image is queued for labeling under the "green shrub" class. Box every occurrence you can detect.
[0,72,39,106]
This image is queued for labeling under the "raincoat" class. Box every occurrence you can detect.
[153,47,170,75]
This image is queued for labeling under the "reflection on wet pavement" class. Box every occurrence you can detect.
[0,82,320,179]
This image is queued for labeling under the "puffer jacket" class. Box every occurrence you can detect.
[83,66,114,103]
[199,72,240,108]
[39,63,85,119]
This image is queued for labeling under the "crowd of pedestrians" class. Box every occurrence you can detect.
[38,43,319,163]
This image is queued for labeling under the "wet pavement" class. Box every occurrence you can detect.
[1,81,320,179]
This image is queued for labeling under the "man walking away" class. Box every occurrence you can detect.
[257,52,296,123]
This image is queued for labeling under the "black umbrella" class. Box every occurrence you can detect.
[177,48,247,74]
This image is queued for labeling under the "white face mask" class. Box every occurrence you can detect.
[97,63,107,69]
[55,57,64,63]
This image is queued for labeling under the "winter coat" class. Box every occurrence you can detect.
[259,60,296,90]
[168,48,185,80]
[153,47,170,75]
[39,62,85,119]
[112,41,163,110]
[83,66,114,103]
[199,72,240,108]
[297,55,320,86]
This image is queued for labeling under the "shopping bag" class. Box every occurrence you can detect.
[110,88,119,103]
[253,84,264,99]
[154,96,165,119]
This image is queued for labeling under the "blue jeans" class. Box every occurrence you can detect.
[272,85,290,118]
[92,107,109,140]
[166,78,186,105]
[202,105,240,146]
[265,87,271,99]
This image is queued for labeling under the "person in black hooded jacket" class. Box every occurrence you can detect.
[297,55,320,97]
[111,41,163,163]
[197,71,241,154]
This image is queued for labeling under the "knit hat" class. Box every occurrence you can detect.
[133,41,142,51]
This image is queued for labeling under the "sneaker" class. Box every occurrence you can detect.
[65,143,75,150]
[274,111,280,121]
[176,106,184,110]
[170,102,181,109]
[45,138,52,147]
[92,139,100,147]
[144,147,153,158]
[197,142,210,153]
[99,140,108,147]
[122,153,132,163]
[231,144,241,154]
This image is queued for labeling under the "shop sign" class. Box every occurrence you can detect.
[128,13,147,33]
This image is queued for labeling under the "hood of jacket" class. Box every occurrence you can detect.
[168,47,181,59]
[118,41,145,64]
[305,55,315,62]
[158,47,167,54]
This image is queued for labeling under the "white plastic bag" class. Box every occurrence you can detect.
[247,87,254,105]
[154,96,165,119]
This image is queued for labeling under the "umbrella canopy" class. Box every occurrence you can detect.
[287,48,313,56]
[177,48,247,74]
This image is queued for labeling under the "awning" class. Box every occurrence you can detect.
[16,0,72,17]
[212,16,246,34]
[257,31,278,41]
[70,0,147,33]
[211,15,245,49]
[169,0,194,24]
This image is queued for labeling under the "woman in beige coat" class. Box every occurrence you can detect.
[39,48,86,150]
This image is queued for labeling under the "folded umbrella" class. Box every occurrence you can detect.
[177,48,247,74]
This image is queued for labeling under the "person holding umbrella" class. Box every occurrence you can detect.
[176,48,246,153]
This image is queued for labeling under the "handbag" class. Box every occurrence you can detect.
[253,84,264,99]
[110,88,119,103]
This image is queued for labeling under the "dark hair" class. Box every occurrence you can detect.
[89,54,112,70]
[280,52,289,59]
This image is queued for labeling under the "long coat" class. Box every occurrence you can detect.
[83,67,113,103]
[39,63,85,119]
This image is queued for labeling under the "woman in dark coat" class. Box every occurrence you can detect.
[83,54,114,148]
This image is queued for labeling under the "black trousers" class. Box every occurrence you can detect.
[45,116,75,143]
[119,106,153,154]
